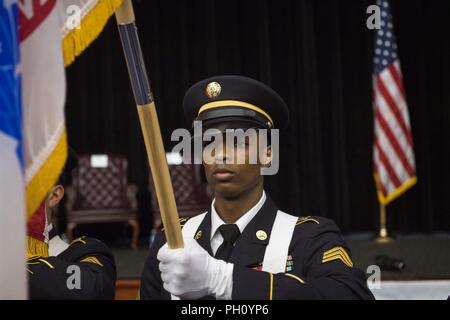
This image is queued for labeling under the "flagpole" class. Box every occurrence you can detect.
[374,203,394,243]
[115,0,183,249]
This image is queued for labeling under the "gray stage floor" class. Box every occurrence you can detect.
[111,234,450,280]
[346,234,450,280]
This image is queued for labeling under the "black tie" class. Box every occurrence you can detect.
[214,224,241,262]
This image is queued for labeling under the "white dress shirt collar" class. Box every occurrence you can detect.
[210,190,266,241]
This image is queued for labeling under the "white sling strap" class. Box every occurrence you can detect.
[262,210,298,273]
[171,212,207,300]
[181,212,207,239]
[170,210,296,299]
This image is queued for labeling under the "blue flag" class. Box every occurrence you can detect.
[0,0,22,163]
[0,0,27,299]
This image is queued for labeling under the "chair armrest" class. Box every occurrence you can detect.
[65,186,77,212]
[126,185,139,211]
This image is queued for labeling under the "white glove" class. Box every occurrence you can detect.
[157,238,234,300]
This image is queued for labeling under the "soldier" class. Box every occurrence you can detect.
[27,149,117,299]
[139,75,374,300]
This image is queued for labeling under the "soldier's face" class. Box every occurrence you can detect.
[202,130,271,198]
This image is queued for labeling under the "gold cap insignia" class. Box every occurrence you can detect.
[205,82,221,99]
[256,230,267,241]
[195,230,203,240]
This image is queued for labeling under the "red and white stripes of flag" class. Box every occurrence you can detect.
[373,60,417,204]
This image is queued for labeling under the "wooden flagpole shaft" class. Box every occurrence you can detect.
[115,0,183,248]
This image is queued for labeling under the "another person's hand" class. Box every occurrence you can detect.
[157,238,233,299]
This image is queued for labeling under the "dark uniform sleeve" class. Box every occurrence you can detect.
[28,236,116,300]
[139,217,193,300]
[139,231,168,300]
[232,217,375,300]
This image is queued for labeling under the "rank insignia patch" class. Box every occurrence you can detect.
[322,246,353,267]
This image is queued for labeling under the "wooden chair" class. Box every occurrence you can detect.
[149,164,211,235]
[65,154,139,249]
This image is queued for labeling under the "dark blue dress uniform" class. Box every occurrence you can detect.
[139,75,374,300]
[27,236,116,300]
[139,196,374,299]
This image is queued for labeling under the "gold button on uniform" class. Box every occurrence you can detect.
[256,230,267,241]
[195,230,203,240]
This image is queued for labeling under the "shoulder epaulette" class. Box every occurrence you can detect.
[162,217,192,231]
[26,257,55,269]
[26,254,43,262]
[70,236,87,246]
[179,217,191,228]
[296,216,320,226]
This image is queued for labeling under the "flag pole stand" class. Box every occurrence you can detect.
[373,203,394,243]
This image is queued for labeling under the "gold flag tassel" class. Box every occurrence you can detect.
[62,0,124,67]
[26,236,48,259]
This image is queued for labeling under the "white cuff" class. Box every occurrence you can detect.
[208,260,234,300]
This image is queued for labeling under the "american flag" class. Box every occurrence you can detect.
[373,0,416,205]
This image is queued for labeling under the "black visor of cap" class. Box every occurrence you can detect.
[194,106,271,129]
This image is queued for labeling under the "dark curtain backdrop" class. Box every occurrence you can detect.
[65,0,450,239]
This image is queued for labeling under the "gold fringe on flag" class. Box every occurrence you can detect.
[374,173,417,205]
[26,131,67,219]
[26,236,49,259]
[62,0,124,67]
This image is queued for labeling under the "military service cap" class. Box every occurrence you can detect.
[183,75,289,131]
